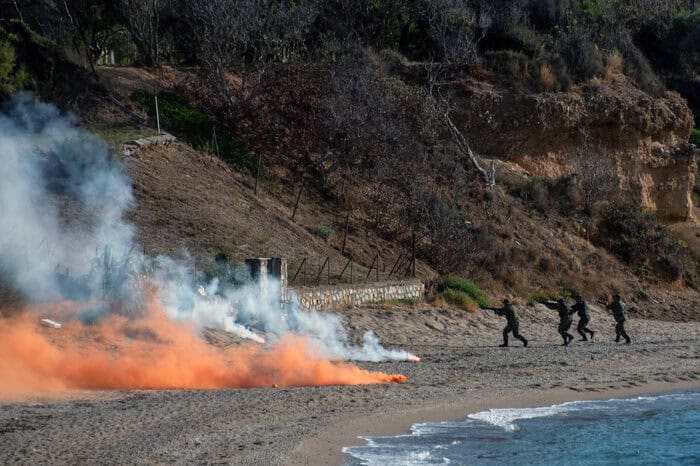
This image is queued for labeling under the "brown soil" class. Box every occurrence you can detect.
[82,66,700,320]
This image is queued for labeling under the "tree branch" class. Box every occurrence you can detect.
[444,110,495,187]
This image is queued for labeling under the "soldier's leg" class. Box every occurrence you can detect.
[559,323,571,345]
[500,325,511,347]
[558,323,565,344]
[586,324,595,339]
[566,323,575,345]
[615,322,622,342]
[577,319,588,341]
[620,321,631,344]
[512,324,528,347]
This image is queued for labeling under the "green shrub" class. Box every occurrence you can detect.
[442,288,477,309]
[313,225,333,240]
[690,129,700,146]
[443,276,491,308]
[0,38,28,95]
[525,288,574,305]
[131,91,255,173]
[525,290,550,305]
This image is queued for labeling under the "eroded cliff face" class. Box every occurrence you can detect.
[452,76,696,220]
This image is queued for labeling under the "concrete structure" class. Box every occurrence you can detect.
[245,257,288,300]
[245,257,424,311]
[289,279,424,311]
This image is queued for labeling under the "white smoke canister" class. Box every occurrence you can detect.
[40,318,63,329]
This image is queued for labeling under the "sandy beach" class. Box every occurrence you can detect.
[1,303,698,465]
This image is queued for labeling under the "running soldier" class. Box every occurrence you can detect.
[601,294,631,344]
[572,294,595,341]
[485,299,528,347]
[544,298,575,346]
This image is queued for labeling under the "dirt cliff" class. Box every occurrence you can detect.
[450,75,696,221]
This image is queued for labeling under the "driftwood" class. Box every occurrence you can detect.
[445,111,496,188]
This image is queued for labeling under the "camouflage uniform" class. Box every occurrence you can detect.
[608,298,631,344]
[489,302,528,347]
[572,296,595,341]
[545,300,575,345]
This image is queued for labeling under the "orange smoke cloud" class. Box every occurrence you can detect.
[0,299,406,401]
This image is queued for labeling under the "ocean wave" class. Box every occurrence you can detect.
[468,391,696,432]
[343,391,699,465]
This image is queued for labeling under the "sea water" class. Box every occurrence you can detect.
[343,391,700,465]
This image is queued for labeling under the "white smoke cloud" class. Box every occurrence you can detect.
[0,94,417,362]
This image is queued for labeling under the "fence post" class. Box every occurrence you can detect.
[341,213,350,254]
[376,252,379,281]
[292,257,307,284]
[366,254,378,279]
[412,228,417,277]
[389,253,404,277]
[212,127,220,158]
[154,95,161,134]
[350,257,353,284]
[292,183,303,221]
[316,256,329,284]
[254,154,262,196]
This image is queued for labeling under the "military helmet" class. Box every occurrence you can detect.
[613,294,621,300]
[557,298,565,304]
[503,298,510,304]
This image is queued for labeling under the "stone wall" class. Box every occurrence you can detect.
[289,279,424,311]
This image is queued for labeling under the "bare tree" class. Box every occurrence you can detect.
[444,110,496,187]
[417,0,492,63]
[112,0,160,66]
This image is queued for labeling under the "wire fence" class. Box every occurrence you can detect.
[288,252,416,287]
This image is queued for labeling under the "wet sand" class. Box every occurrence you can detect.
[1,304,698,465]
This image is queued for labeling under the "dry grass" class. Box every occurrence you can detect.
[603,50,624,81]
[538,63,557,91]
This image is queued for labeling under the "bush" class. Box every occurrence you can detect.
[442,288,478,310]
[603,50,624,80]
[0,39,28,95]
[443,276,491,308]
[313,225,333,240]
[504,174,579,215]
[131,91,255,173]
[484,50,532,82]
[690,128,700,146]
[558,27,603,82]
[594,201,697,284]
[525,288,574,305]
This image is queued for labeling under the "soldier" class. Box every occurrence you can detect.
[485,299,528,347]
[601,294,631,344]
[572,294,595,341]
[544,298,575,346]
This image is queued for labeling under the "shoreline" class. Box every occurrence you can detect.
[1,308,698,465]
[289,379,700,466]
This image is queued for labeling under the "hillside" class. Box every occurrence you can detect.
[77,63,696,321]
[1,1,699,320]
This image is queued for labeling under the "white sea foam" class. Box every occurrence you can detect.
[468,392,694,432]
[344,391,700,465]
